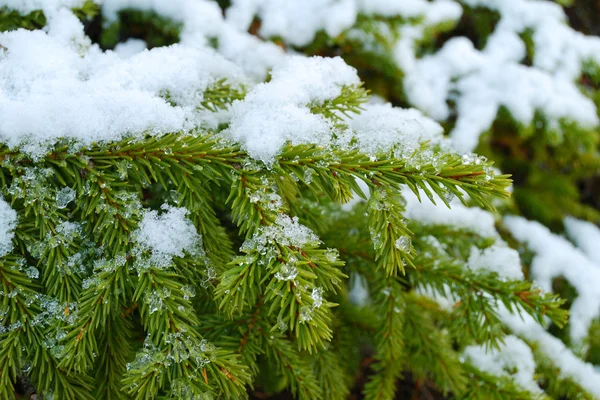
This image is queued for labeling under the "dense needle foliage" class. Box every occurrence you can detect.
[0,1,599,399]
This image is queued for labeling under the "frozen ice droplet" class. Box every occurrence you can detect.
[277,316,288,332]
[299,306,313,322]
[181,285,196,300]
[56,187,76,209]
[25,266,39,279]
[200,339,215,352]
[394,236,411,252]
[275,262,298,281]
[324,248,339,263]
[311,287,323,308]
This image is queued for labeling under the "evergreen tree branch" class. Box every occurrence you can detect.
[59,256,131,373]
[0,257,94,398]
[93,315,133,400]
[3,166,83,304]
[125,265,251,399]
[309,83,369,124]
[410,259,568,347]
[458,363,550,400]
[199,79,247,112]
[0,256,36,398]
[402,293,467,395]
[366,186,415,275]
[263,334,323,399]
[309,349,352,400]
[363,279,406,400]
[532,346,598,400]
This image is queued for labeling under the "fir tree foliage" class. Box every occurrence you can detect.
[0,0,599,399]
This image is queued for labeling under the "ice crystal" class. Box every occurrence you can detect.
[394,236,411,252]
[55,187,76,209]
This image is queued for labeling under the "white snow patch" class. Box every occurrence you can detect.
[218,27,285,81]
[403,190,499,238]
[467,243,524,280]
[0,197,17,257]
[564,217,600,265]
[227,0,357,47]
[504,216,600,345]
[225,56,359,164]
[114,38,147,58]
[464,335,542,394]
[463,0,600,79]
[398,0,600,152]
[499,305,600,398]
[341,103,446,159]
[0,25,246,157]
[0,0,85,14]
[226,0,461,47]
[102,0,285,80]
[135,205,202,262]
[95,44,246,112]
[403,37,598,153]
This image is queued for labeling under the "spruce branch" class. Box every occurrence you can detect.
[263,334,323,399]
[363,359,403,400]
[0,256,36,399]
[199,307,325,400]
[227,170,282,236]
[127,265,251,399]
[276,144,511,210]
[401,293,467,395]
[532,346,598,400]
[199,79,247,112]
[366,186,415,275]
[58,256,132,373]
[363,279,406,400]
[459,363,550,400]
[64,135,236,266]
[215,223,346,351]
[410,259,568,348]
[0,328,22,399]
[310,83,369,124]
[0,257,94,398]
[199,304,324,398]
[0,112,512,398]
[93,315,133,400]
[28,340,95,400]
[2,165,85,303]
[310,349,352,400]
[215,255,264,318]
